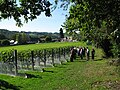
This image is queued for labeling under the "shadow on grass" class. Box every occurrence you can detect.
[61,63,70,65]
[18,73,42,79]
[0,79,21,90]
[78,59,87,62]
[54,63,70,69]
[55,61,70,68]
[94,59,103,61]
[42,68,54,73]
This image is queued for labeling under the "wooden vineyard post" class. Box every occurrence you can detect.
[58,48,61,63]
[44,49,46,67]
[38,50,41,66]
[63,48,66,59]
[31,51,34,70]
[14,50,18,76]
[51,49,54,66]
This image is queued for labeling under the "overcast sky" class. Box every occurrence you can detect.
[0,1,68,33]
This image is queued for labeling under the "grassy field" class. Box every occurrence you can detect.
[0,42,87,51]
[0,59,120,90]
[0,43,120,90]
[0,42,120,90]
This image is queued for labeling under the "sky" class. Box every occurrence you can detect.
[0,1,69,33]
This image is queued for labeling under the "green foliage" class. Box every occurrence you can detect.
[0,29,18,40]
[59,28,64,39]
[1,42,119,89]
[110,29,120,58]
[45,36,52,42]
[0,42,77,66]
[62,0,120,57]
[29,34,39,43]
[21,32,27,44]
[100,38,113,58]
[15,33,28,44]
[0,33,7,40]
[0,0,52,27]
[0,50,13,62]
[0,42,85,63]
[1,39,10,46]
[0,40,1,46]
[0,29,60,41]
[16,33,22,44]
[0,42,85,51]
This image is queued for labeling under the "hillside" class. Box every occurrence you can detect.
[0,29,59,39]
[0,29,18,39]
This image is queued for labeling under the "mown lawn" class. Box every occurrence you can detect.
[0,42,86,51]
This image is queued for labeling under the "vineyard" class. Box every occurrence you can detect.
[0,42,85,76]
[0,42,85,51]
[1,42,119,90]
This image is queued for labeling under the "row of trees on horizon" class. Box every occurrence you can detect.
[0,29,65,46]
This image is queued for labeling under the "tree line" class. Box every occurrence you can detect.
[0,29,60,46]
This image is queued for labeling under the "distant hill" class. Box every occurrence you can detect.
[0,29,18,39]
[0,29,59,39]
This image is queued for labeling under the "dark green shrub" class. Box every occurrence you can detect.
[100,38,113,58]
[45,36,52,42]
[0,40,1,46]
[1,40,10,46]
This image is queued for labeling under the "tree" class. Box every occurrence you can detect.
[59,28,64,39]
[21,32,27,44]
[45,36,52,42]
[0,33,7,40]
[62,0,120,58]
[11,34,17,40]
[0,0,119,57]
[29,34,39,43]
[0,0,52,27]
[15,33,28,44]
[1,39,10,46]
[16,33,22,44]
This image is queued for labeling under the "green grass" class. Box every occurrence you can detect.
[0,42,86,51]
[0,42,119,90]
[0,59,120,90]
[0,47,120,90]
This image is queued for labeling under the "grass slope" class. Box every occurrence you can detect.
[0,59,120,90]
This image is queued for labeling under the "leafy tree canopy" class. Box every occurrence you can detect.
[62,0,120,57]
[59,28,64,38]
[0,33,7,40]
[63,0,120,36]
[0,0,52,27]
